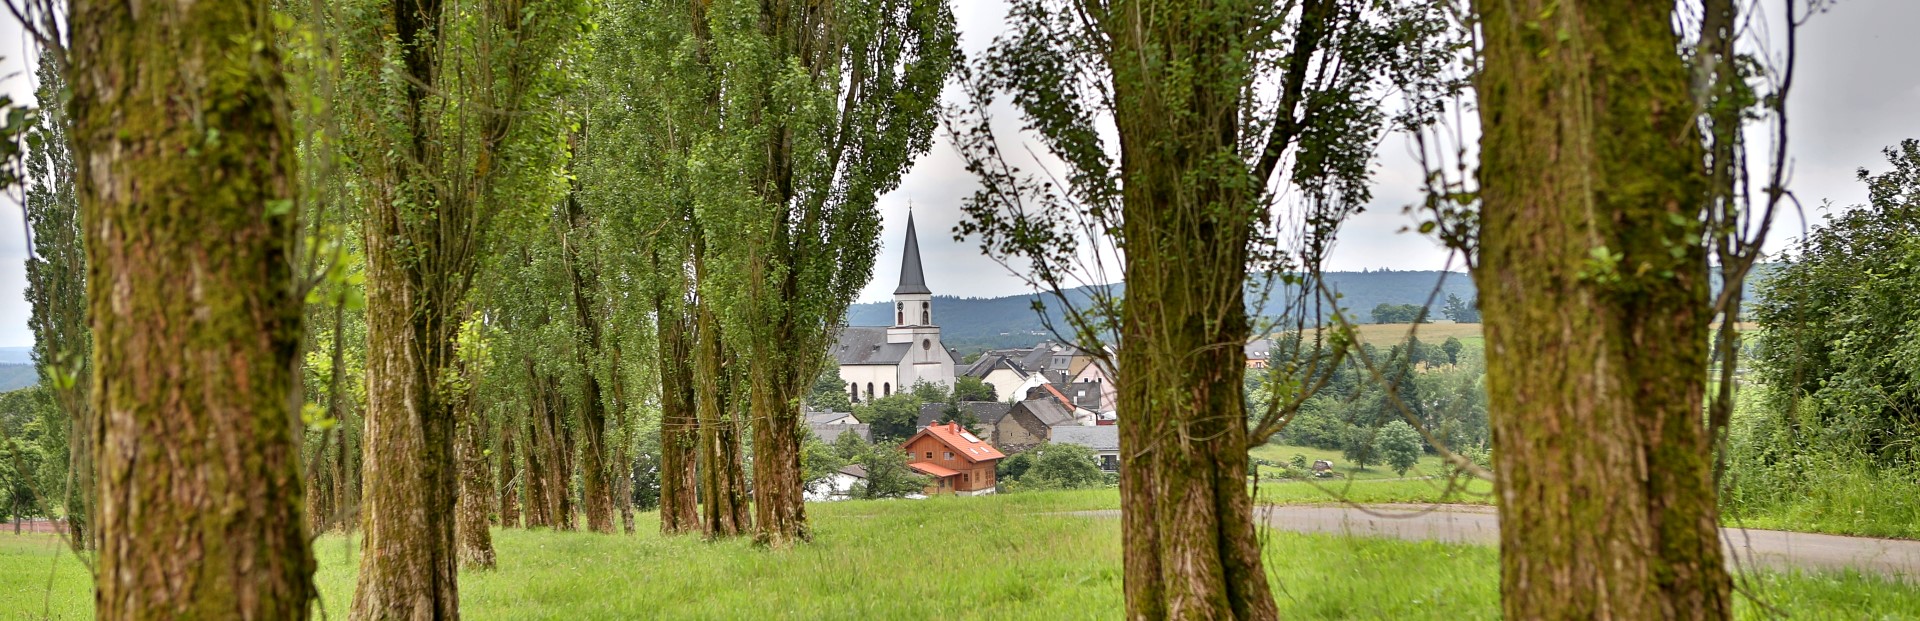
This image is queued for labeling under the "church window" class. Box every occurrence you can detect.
[921,302,929,325]
[883,383,891,397]
[866,383,874,400]
[850,382,859,403]
[921,339,931,350]
[896,302,903,325]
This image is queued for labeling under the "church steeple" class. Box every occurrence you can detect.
[894,212,931,295]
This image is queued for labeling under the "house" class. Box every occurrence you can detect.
[1247,339,1274,369]
[962,341,1093,402]
[805,465,868,502]
[960,352,1036,403]
[902,422,1005,496]
[993,397,1089,453]
[805,408,861,426]
[1050,425,1120,472]
[808,423,871,445]
[833,214,958,403]
[1068,360,1118,413]
[914,401,1014,431]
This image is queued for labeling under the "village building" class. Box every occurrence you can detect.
[1067,360,1117,414]
[833,214,957,403]
[805,465,868,502]
[914,401,1013,431]
[902,422,1005,496]
[961,341,1094,401]
[1050,425,1120,472]
[992,395,1092,453]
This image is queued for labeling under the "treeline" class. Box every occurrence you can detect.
[0,1,1816,621]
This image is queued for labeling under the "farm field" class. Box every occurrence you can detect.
[2,490,1914,620]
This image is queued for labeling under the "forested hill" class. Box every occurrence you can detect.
[846,267,1770,356]
[845,270,1479,355]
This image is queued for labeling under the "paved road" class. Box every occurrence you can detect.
[1076,505,1920,580]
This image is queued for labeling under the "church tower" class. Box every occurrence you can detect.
[885,213,954,389]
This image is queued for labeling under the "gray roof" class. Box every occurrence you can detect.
[915,401,1012,428]
[809,423,871,444]
[834,327,910,365]
[805,409,856,425]
[962,353,1017,378]
[1016,397,1079,427]
[838,464,869,479]
[917,403,947,428]
[1246,339,1273,360]
[894,213,931,295]
[1050,425,1119,452]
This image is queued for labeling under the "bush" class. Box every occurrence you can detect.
[1015,443,1102,491]
[1373,420,1424,476]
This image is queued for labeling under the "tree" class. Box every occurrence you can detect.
[1440,294,1480,323]
[66,0,318,610]
[1751,140,1920,466]
[1373,421,1423,476]
[694,0,958,547]
[1341,426,1380,470]
[953,376,997,402]
[334,0,582,611]
[1019,443,1102,490]
[800,430,849,497]
[854,394,925,444]
[953,1,1439,616]
[854,445,929,500]
[806,360,856,413]
[22,53,92,551]
[1440,336,1463,365]
[1472,0,1737,616]
[1370,303,1429,324]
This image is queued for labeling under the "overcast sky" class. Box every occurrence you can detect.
[1,1,1916,348]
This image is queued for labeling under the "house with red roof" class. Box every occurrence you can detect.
[901,422,1005,496]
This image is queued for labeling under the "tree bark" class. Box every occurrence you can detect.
[656,295,700,535]
[498,416,521,528]
[1102,2,1274,619]
[559,181,616,534]
[693,295,751,538]
[749,368,808,546]
[1473,0,1732,618]
[522,396,553,528]
[455,397,496,569]
[69,0,317,613]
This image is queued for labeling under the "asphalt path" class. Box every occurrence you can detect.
[1076,505,1920,580]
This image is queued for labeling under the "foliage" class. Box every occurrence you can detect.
[1439,294,1480,323]
[805,361,854,413]
[1751,139,1920,467]
[1341,426,1381,470]
[800,430,848,496]
[853,394,926,443]
[953,377,996,402]
[852,445,928,500]
[1373,421,1423,476]
[1015,443,1102,491]
[1369,304,1430,325]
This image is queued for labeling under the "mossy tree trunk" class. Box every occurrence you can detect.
[1100,2,1274,619]
[1473,0,1732,617]
[68,0,317,613]
[559,178,616,534]
[498,418,521,528]
[693,279,751,538]
[656,287,701,535]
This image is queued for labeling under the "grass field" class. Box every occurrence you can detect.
[2,490,1913,619]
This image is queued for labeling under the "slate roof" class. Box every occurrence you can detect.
[894,213,931,295]
[834,326,911,365]
[962,352,1025,379]
[917,401,1013,428]
[1050,425,1119,452]
[805,408,858,425]
[1016,397,1079,427]
[838,464,869,479]
[809,423,871,444]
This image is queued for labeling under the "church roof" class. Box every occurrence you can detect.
[834,327,911,365]
[894,213,931,295]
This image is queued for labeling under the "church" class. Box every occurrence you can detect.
[833,213,957,403]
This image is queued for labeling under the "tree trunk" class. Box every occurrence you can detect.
[498,417,521,528]
[749,366,808,546]
[656,302,700,535]
[693,297,751,538]
[560,184,616,534]
[554,391,578,531]
[69,0,317,612]
[523,399,553,528]
[1473,0,1731,618]
[1103,2,1274,619]
[455,398,496,569]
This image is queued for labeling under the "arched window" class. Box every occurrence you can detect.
[866,383,874,400]
[921,302,930,325]
[896,302,904,325]
[883,382,892,397]
[850,382,859,403]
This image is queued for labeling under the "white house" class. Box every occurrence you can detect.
[805,465,868,502]
[833,214,957,402]
[1069,360,1118,413]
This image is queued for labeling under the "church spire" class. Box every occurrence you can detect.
[894,212,931,295]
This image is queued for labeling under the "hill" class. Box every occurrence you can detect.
[0,364,37,392]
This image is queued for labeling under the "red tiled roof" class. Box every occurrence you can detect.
[907,461,960,478]
[902,422,1007,463]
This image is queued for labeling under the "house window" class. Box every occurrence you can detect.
[883,383,891,397]
[964,472,970,482]
[944,451,953,460]
[1100,455,1119,471]
[925,451,933,460]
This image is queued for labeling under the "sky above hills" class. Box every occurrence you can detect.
[1,1,1918,348]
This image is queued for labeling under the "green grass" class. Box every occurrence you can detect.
[3,490,1914,619]
[1250,443,1460,482]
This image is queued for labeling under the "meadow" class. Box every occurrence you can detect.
[2,489,1914,620]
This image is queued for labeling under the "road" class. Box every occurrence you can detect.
[1076,505,1920,580]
